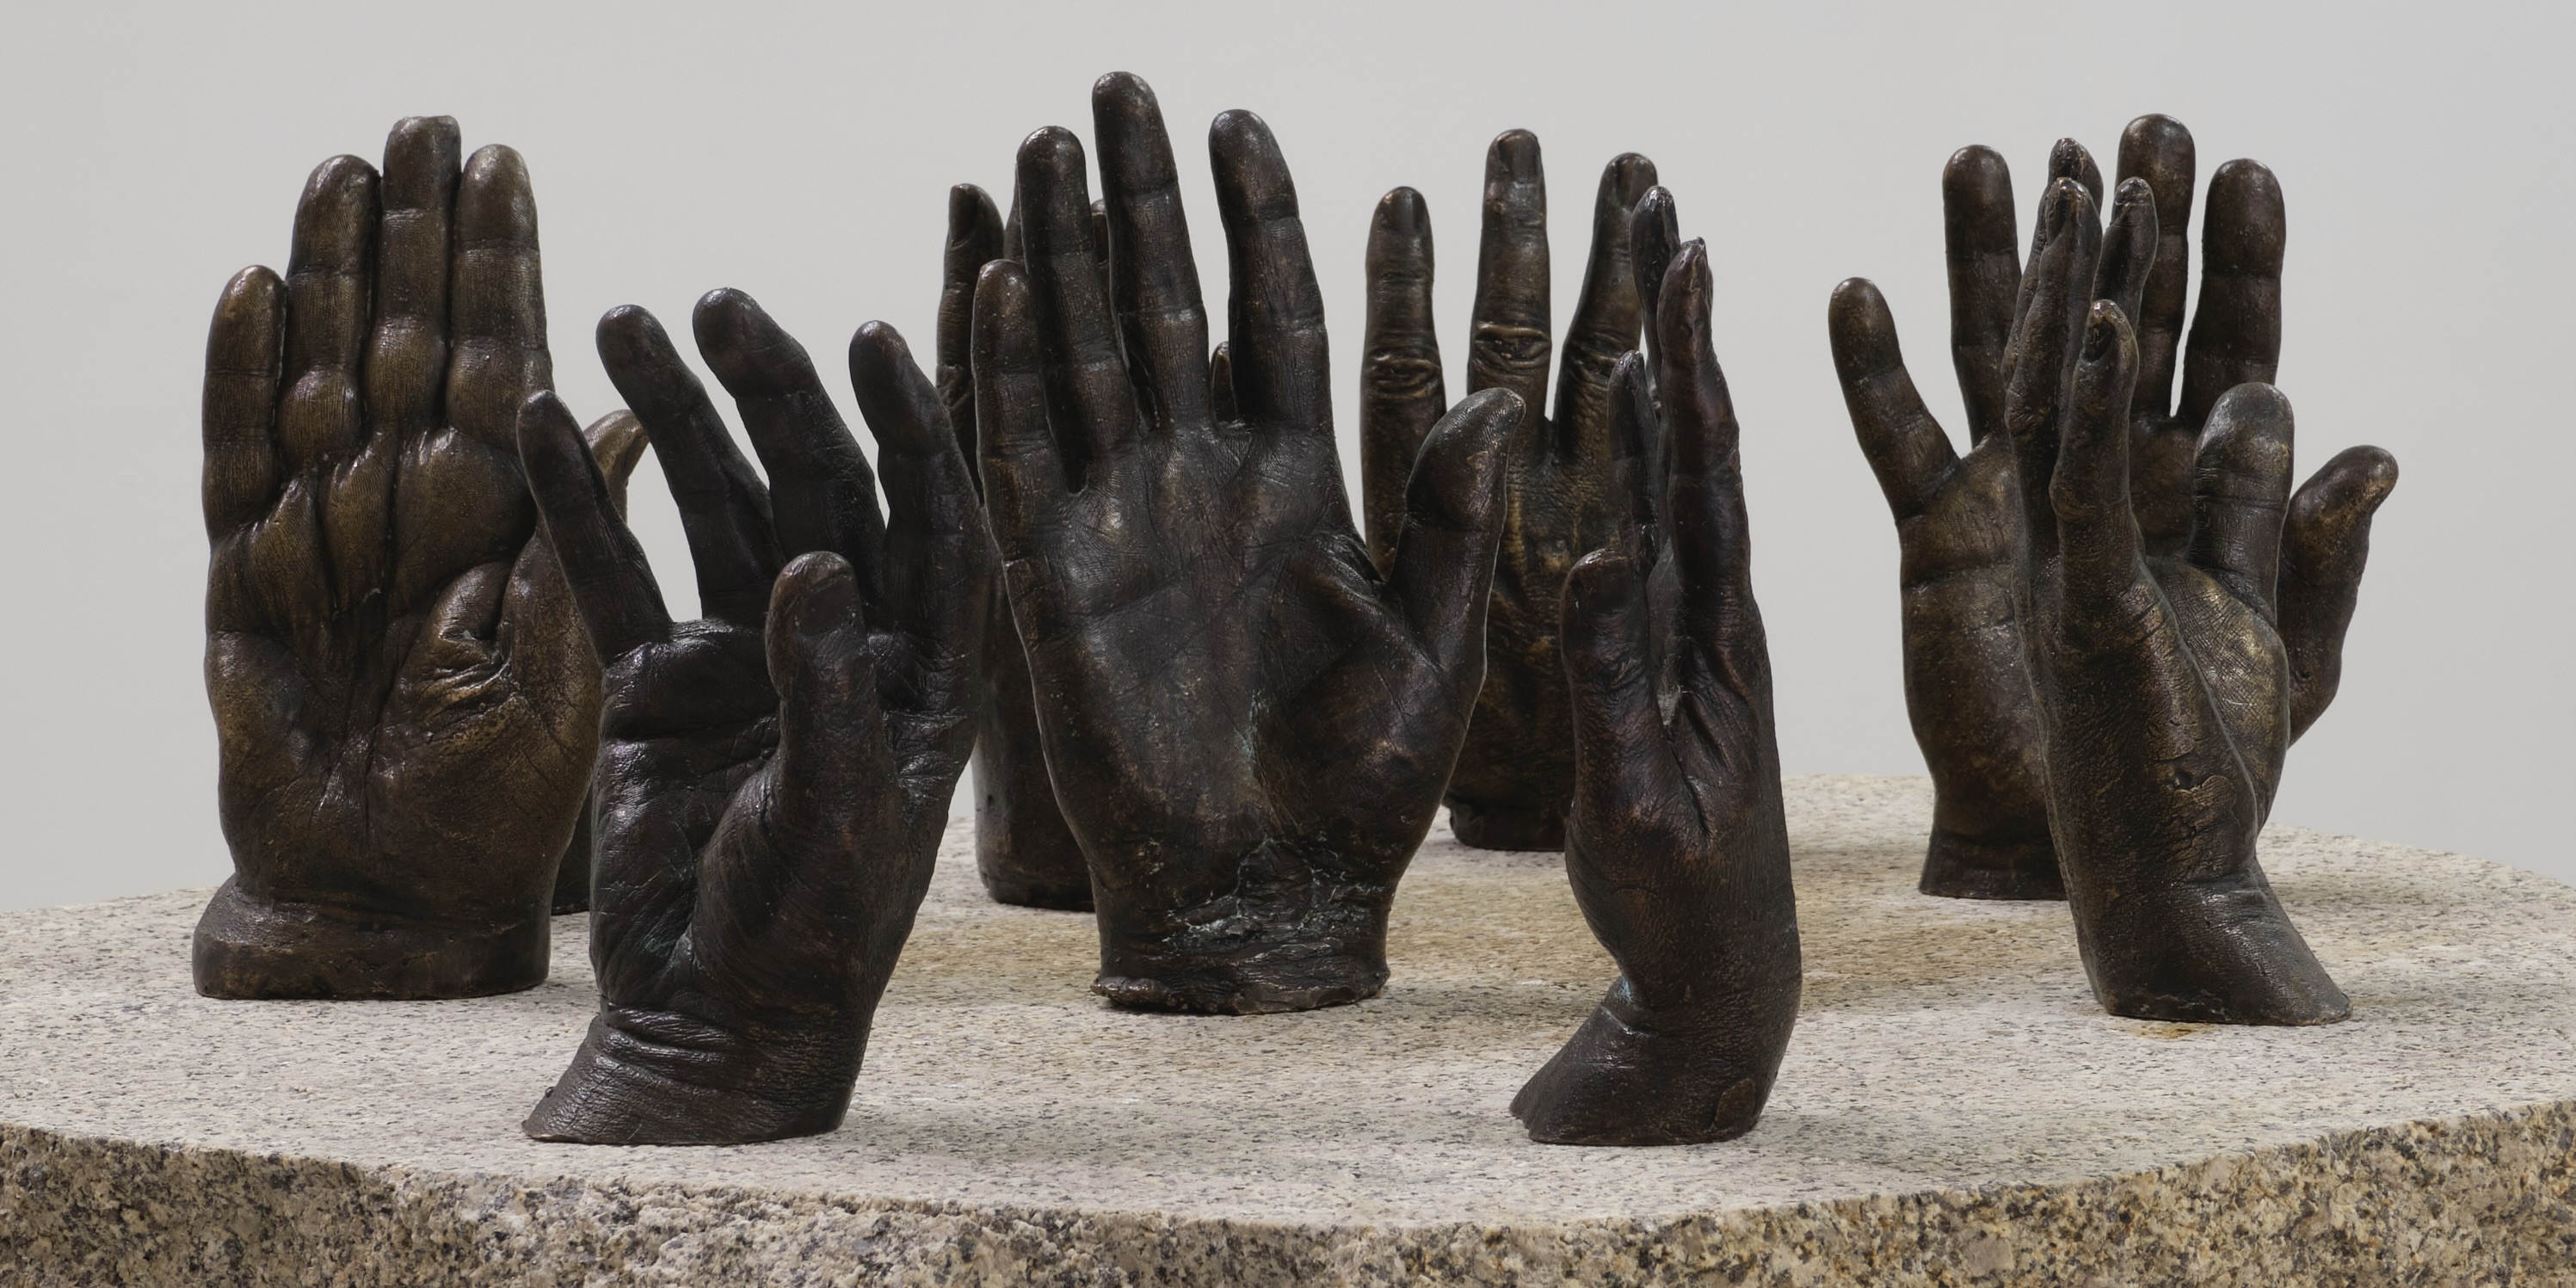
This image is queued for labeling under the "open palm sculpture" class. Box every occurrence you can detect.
[1993,176,2379,1024]
[971,73,1525,1014]
[1513,217,1802,1145]
[1358,133,1658,852]
[519,295,989,1144]
[196,117,638,1000]
[1828,115,2396,900]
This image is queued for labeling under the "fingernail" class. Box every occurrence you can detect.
[1610,152,1656,201]
[2083,303,2119,360]
[1377,187,1427,237]
[1495,130,1541,183]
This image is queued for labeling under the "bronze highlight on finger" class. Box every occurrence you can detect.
[2117,114,2197,416]
[1210,107,1330,434]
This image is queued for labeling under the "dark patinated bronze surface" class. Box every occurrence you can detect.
[935,182,1093,911]
[1513,222,1802,1146]
[1988,174,2389,1026]
[971,73,1525,1015]
[1359,136,1656,853]
[1828,116,2396,901]
[195,118,637,1000]
[521,295,989,1144]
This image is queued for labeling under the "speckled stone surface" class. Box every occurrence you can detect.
[2,775,2572,1285]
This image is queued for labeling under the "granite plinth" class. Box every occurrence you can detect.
[2,775,2572,1285]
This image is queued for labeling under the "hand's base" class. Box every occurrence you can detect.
[1093,960,1383,1014]
[1919,829,2064,900]
[982,871,1096,911]
[192,878,548,1000]
[1447,799,1568,852]
[1512,984,1773,1146]
[523,1013,856,1146]
[2077,875,2351,1026]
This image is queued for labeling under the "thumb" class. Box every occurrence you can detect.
[1562,547,1687,848]
[1384,387,1525,670]
[580,409,650,518]
[765,552,893,840]
[2279,445,2398,740]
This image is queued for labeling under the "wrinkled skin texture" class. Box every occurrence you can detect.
[2000,179,2379,1025]
[935,182,1094,910]
[1512,231,1801,1146]
[196,118,638,999]
[974,73,1524,1015]
[1827,116,2396,899]
[520,296,989,1144]
[1360,137,1657,852]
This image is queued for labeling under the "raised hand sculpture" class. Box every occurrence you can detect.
[1827,116,2396,899]
[521,295,989,1144]
[197,117,635,999]
[1997,178,2378,1025]
[972,72,1525,1015]
[932,181,1094,910]
[1513,229,1801,1146]
[1360,134,1657,852]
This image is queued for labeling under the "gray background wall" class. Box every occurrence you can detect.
[0,3,2561,910]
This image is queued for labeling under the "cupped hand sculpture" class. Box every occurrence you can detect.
[1827,116,2396,899]
[932,181,1094,910]
[521,295,989,1144]
[196,117,636,999]
[1998,179,2376,1025]
[1512,231,1801,1146]
[971,72,1525,1015]
[1359,134,1657,852]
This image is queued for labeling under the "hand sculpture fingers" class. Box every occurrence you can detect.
[1360,186,1445,571]
[364,118,459,451]
[1017,126,1137,475]
[201,268,287,545]
[2049,303,2144,595]
[2003,178,2104,565]
[1655,243,1756,669]
[1629,187,1680,379]
[444,145,552,449]
[597,305,781,627]
[1827,278,1957,522]
[1942,145,2018,444]
[1551,153,1656,451]
[2280,446,2400,739]
[274,155,375,480]
[1383,388,1526,666]
[1211,108,1333,440]
[1094,71,1212,437]
[2004,139,2099,376]
[1209,339,1236,420]
[2176,160,2286,426]
[2185,384,2296,618]
[1599,353,1661,539]
[712,552,897,935]
[518,391,672,661]
[1464,130,1551,420]
[2115,114,2197,417]
[695,290,886,601]
[848,319,995,783]
[936,182,1007,462]
[971,257,1076,647]
[2095,177,2159,332]
[580,409,650,517]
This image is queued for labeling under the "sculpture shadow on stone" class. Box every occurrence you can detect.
[195,116,638,1001]
[969,71,1526,1015]
[520,294,989,1145]
[1827,114,2397,902]
[1986,175,2389,1026]
[1358,133,1657,854]
[1512,220,1802,1146]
